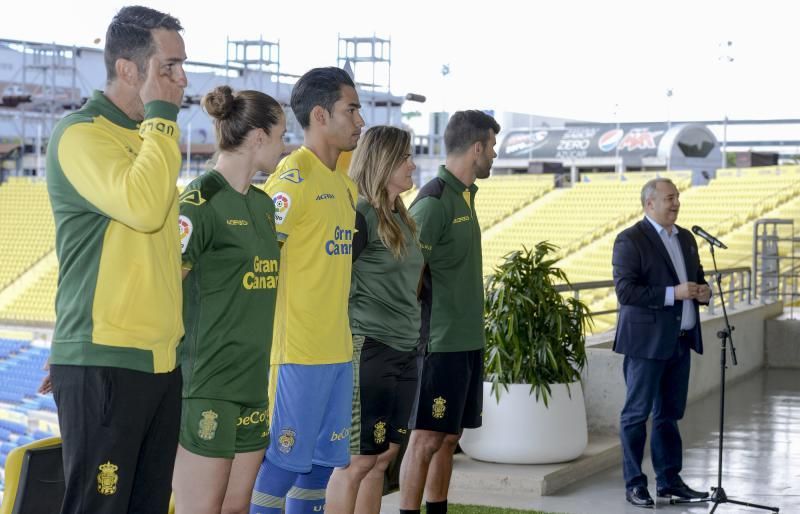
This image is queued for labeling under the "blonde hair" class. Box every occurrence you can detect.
[349,126,416,259]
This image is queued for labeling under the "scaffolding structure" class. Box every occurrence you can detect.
[1,40,82,174]
[337,34,395,126]
[224,37,281,99]
[0,35,407,177]
[337,34,391,93]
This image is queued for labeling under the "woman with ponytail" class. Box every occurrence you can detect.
[172,85,285,514]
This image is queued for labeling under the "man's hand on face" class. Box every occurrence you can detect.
[139,55,185,108]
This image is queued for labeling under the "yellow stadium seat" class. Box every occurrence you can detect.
[0,180,55,291]
[0,437,64,514]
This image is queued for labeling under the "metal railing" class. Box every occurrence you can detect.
[551,215,800,328]
[753,219,799,317]
[705,267,752,315]
[555,267,753,324]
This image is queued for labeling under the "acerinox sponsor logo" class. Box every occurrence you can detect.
[618,129,663,151]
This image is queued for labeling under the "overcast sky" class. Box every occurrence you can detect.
[4,0,798,124]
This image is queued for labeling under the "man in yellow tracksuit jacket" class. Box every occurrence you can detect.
[45,6,187,513]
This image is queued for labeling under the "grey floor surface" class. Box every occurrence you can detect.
[381,368,800,513]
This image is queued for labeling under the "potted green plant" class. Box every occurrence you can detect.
[460,241,592,464]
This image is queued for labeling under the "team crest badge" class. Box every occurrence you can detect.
[198,410,219,441]
[97,461,119,495]
[279,168,304,183]
[373,421,387,444]
[278,428,296,454]
[432,396,446,419]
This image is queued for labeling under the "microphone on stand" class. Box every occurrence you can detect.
[691,225,727,249]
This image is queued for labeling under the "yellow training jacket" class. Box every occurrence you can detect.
[46,90,184,373]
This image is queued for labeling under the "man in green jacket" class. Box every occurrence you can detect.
[45,6,187,513]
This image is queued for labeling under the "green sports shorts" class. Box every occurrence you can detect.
[179,397,269,458]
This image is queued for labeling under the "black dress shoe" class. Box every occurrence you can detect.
[657,478,709,499]
[626,486,654,508]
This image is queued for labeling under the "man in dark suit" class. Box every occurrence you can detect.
[612,178,711,508]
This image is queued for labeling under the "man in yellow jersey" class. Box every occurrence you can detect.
[250,67,364,514]
[45,6,187,514]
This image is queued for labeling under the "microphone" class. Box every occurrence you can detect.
[692,225,727,249]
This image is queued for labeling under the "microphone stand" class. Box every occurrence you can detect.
[671,243,779,512]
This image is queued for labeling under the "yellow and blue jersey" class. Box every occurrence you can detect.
[263,146,357,365]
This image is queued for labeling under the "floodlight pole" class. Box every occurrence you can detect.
[719,41,734,169]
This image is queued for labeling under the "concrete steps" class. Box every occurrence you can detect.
[448,433,620,497]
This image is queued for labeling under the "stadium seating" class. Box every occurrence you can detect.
[558,168,800,333]
[1,168,798,331]
[714,193,800,269]
[473,174,553,230]
[481,175,691,277]
[0,178,54,290]
[0,344,48,407]
[0,333,58,495]
[401,175,553,231]
[0,263,57,324]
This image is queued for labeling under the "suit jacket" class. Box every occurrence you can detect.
[612,218,707,360]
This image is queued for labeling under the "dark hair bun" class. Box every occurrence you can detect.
[202,85,235,120]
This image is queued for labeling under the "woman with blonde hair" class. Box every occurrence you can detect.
[326,125,423,513]
[172,85,285,514]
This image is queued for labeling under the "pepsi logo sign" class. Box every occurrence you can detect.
[598,129,624,152]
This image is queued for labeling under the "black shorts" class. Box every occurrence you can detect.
[409,349,483,434]
[51,365,181,514]
[350,335,418,455]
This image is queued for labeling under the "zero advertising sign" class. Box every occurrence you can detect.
[498,124,669,160]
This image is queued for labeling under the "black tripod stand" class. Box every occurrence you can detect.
[671,244,779,512]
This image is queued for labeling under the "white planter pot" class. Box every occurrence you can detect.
[460,381,588,464]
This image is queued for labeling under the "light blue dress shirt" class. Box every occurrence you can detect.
[645,216,695,330]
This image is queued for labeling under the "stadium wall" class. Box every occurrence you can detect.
[583,301,784,434]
